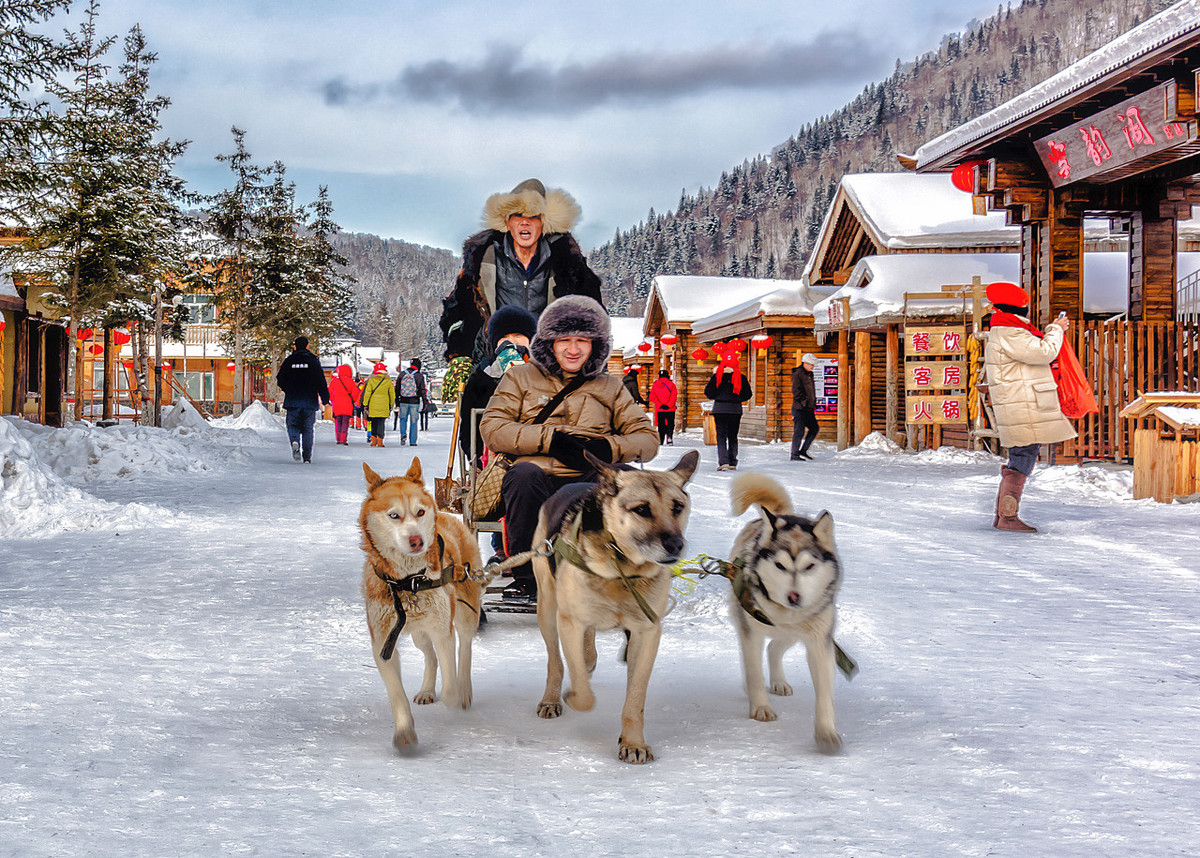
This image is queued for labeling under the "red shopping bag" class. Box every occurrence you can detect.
[1051,338,1099,419]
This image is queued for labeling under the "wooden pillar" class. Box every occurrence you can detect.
[853,331,871,444]
[1034,190,1083,327]
[836,330,849,450]
[1130,210,1177,321]
[885,324,899,442]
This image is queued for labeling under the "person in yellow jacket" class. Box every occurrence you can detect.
[481,295,659,604]
[983,282,1076,533]
[361,363,396,447]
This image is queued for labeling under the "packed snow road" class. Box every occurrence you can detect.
[2,409,1198,856]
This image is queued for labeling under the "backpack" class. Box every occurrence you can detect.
[398,370,418,398]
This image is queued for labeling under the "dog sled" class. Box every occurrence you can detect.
[434,401,536,614]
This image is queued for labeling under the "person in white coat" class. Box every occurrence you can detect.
[983,282,1076,532]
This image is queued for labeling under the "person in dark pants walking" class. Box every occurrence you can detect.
[790,353,820,461]
[275,336,329,463]
[703,349,752,471]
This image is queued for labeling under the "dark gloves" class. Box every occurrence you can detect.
[549,431,611,472]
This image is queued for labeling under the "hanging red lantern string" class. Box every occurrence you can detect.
[660,332,677,347]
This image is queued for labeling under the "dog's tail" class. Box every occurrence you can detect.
[730,471,793,516]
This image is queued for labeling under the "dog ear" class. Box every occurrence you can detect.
[583,449,613,472]
[756,506,779,546]
[405,457,423,485]
[671,449,700,484]
[812,510,836,551]
[363,462,383,489]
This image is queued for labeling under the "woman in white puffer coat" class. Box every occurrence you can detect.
[983,281,1076,533]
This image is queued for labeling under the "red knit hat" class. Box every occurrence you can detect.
[986,281,1030,307]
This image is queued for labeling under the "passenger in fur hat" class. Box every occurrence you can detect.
[439,179,605,364]
[480,296,658,604]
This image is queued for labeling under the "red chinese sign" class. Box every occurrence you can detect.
[907,395,968,425]
[905,326,966,356]
[1034,80,1196,188]
[905,360,968,392]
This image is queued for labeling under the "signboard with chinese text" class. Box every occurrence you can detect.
[905,326,966,357]
[907,395,968,425]
[813,357,838,415]
[905,360,968,392]
[1034,80,1197,188]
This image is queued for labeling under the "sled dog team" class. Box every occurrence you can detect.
[359,454,845,763]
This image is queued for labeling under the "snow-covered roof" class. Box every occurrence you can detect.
[648,276,803,328]
[692,284,837,338]
[915,0,1200,169]
[811,251,1154,327]
[609,316,647,353]
[842,173,1018,250]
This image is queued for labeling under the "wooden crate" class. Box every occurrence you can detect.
[1120,393,1200,502]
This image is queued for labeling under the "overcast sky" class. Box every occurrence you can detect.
[89,0,1003,253]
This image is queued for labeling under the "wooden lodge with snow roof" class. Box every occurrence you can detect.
[907,0,1200,461]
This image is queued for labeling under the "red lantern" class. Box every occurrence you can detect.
[712,341,726,356]
[0,319,5,333]
[660,332,677,347]
[729,338,747,353]
[951,160,986,193]
[88,344,104,355]
[161,361,171,369]
[691,347,709,365]
[636,341,652,354]
[76,327,94,341]
[227,361,236,372]
[751,334,772,351]
[112,330,131,346]
[123,361,135,370]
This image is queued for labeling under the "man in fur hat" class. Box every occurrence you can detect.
[439,179,604,364]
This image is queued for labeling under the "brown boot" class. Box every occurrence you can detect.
[994,467,1037,533]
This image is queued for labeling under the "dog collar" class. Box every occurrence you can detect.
[554,512,660,624]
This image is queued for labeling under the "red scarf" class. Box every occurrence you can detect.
[713,353,742,394]
[989,311,1043,339]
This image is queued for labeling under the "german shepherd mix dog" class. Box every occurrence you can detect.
[729,472,843,752]
[360,460,484,753]
[531,449,700,764]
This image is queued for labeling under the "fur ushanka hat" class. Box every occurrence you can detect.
[530,295,612,379]
[482,178,582,235]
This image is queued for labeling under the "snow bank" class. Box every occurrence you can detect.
[162,397,209,430]
[0,418,166,537]
[212,399,285,432]
[1032,463,1135,505]
[16,417,267,486]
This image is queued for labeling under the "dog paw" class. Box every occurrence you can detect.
[618,740,655,764]
[815,726,843,753]
[537,700,563,719]
[564,688,595,712]
[769,681,794,697]
[750,705,778,722]
[392,728,418,754]
[458,690,472,710]
[413,690,437,705]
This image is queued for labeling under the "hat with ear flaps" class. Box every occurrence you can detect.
[482,178,582,235]
[530,295,612,379]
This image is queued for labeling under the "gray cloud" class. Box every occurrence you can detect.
[322,31,889,114]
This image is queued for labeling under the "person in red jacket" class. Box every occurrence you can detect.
[328,364,361,445]
[649,369,678,445]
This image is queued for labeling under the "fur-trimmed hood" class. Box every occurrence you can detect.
[530,295,612,379]
[482,178,581,235]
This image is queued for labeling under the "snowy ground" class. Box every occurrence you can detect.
[2,408,1199,856]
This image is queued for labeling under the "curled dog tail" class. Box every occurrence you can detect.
[730,471,793,516]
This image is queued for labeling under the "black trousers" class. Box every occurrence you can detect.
[791,408,819,457]
[500,462,592,586]
[655,410,675,443]
[713,413,741,467]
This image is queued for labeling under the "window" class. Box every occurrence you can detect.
[181,295,215,324]
[175,371,214,401]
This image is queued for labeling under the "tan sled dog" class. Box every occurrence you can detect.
[360,459,483,752]
[729,472,843,752]
[532,450,699,764]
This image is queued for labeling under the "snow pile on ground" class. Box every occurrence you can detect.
[162,397,209,430]
[0,418,166,537]
[1033,463,1136,504]
[212,399,285,432]
[15,417,264,485]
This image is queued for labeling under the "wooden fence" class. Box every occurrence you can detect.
[1061,319,1199,461]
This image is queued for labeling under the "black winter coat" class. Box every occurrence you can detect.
[704,370,753,415]
[791,366,816,412]
[439,229,604,362]
[276,347,330,410]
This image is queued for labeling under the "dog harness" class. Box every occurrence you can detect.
[552,511,661,624]
[370,534,468,661]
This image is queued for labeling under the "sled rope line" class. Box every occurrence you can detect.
[669,552,859,681]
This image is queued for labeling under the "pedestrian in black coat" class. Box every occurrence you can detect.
[790,353,820,461]
[703,353,752,470]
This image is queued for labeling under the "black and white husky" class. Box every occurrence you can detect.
[728,472,843,752]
